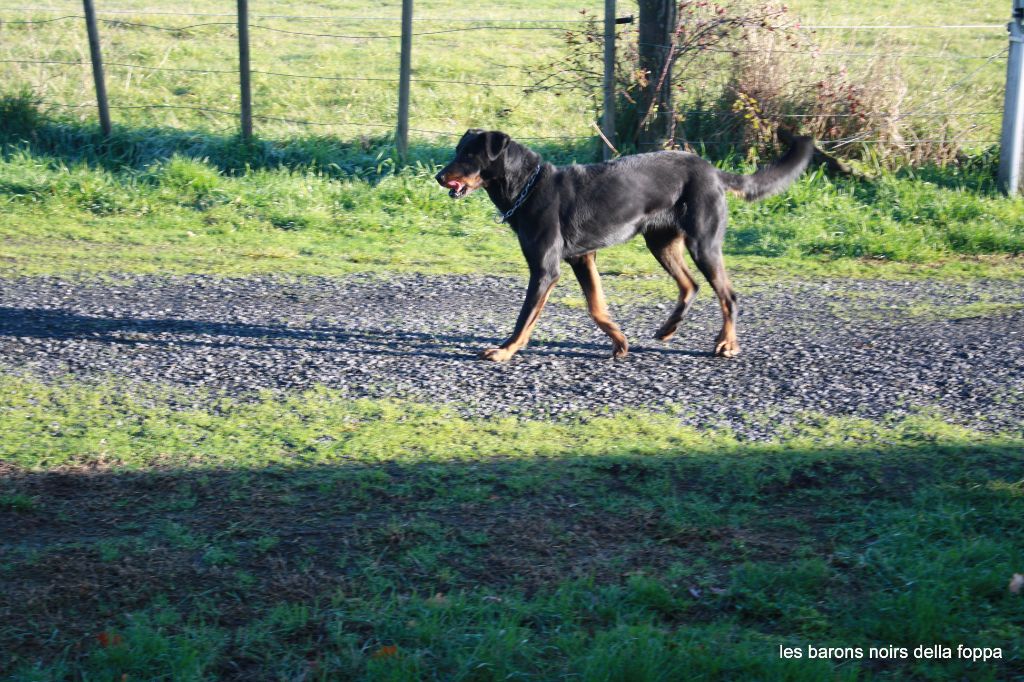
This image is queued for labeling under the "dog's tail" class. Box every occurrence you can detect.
[716,136,814,202]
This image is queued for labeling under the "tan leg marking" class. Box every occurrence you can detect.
[480,276,559,361]
[570,252,628,358]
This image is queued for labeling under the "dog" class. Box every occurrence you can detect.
[436,130,814,361]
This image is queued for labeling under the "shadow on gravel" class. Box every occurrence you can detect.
[2,441,1022,676]
[0,306,705,362]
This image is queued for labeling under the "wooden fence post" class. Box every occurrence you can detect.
[396,0,413,162]
[237,0,253,142]
[637,0,677,151]
[602,0,617,160]
[81,0,111,137]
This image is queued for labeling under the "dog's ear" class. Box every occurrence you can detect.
[483,131,510,161]
[457,128,483,151]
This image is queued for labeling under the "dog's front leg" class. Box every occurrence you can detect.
[481,265,560,362]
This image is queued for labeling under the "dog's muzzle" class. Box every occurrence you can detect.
[436,171,473,198]
[445,180,468,198]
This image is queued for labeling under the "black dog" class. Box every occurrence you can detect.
[436,130,813,361]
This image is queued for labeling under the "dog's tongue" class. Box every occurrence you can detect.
[445,179,465,198]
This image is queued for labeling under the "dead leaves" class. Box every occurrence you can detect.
[96,631,124,648]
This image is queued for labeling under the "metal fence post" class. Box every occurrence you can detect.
[602,0,616,160]
[999,0,1024,196]
[237,0,253,142]
[81,0,111,137]
[396,0,413,162]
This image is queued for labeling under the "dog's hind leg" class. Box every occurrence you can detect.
[568,252,628,358]
[684,197,740,358]
[643,231,700,341]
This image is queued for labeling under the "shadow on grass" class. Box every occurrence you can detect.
[0,91,1003,192]
[2,438,1022,679]
[0,115,600,181]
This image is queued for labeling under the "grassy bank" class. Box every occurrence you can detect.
[1,137,1022,284]
[2,376,1023,679]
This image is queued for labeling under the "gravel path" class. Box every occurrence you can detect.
[1,274,1022,439]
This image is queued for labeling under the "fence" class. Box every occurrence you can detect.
[0,1,1015,186]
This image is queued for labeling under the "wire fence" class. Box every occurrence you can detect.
[0,1,1011,158]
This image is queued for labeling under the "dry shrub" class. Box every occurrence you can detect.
[704,27,970,165]
[534,1,985,166]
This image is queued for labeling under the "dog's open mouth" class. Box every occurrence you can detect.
[444,180,470,198]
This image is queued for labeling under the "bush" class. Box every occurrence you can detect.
[534,1,984,166]
[0,88,43,140]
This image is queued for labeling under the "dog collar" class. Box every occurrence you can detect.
[496,164,543,224]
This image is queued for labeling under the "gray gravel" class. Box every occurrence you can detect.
[1,273,1022,439]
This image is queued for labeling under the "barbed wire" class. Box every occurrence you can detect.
[0,7,596,22]
[0,7,1007,30]
[0,57,237,74]
[654,108,1002,119]
[4,58,1006,119]
[674,137,995,148]
[1,15,230,29]
[5,14,1004,50]
[34,100,996,147]
[798,24,1003,30]
[2,14,582,37]
[247,23,573,39]
[0,58,532,87]
[35,100,595,140]
[634,41,1004,60]
[251,69,525,88]
[1,14,79,24]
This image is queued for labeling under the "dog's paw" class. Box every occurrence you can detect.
[714,339,741,358]
[480,347,516,362]
[654,323,678,342]
[611,342,629,359]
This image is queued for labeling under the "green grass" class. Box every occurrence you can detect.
[1,141,1022,283]
[2,375,1022,679]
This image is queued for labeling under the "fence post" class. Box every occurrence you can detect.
[396,0,413,162]
[237,0,253,142]
[999,0,1024,196]
[602,0,616,160]
[81,0,111,137]
[637,0,677,151]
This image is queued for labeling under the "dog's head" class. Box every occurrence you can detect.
[435,129,510,198]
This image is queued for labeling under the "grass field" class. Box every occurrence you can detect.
[0,0,1009,144]
[2,1,1024,679]
[3,377,1023,680]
